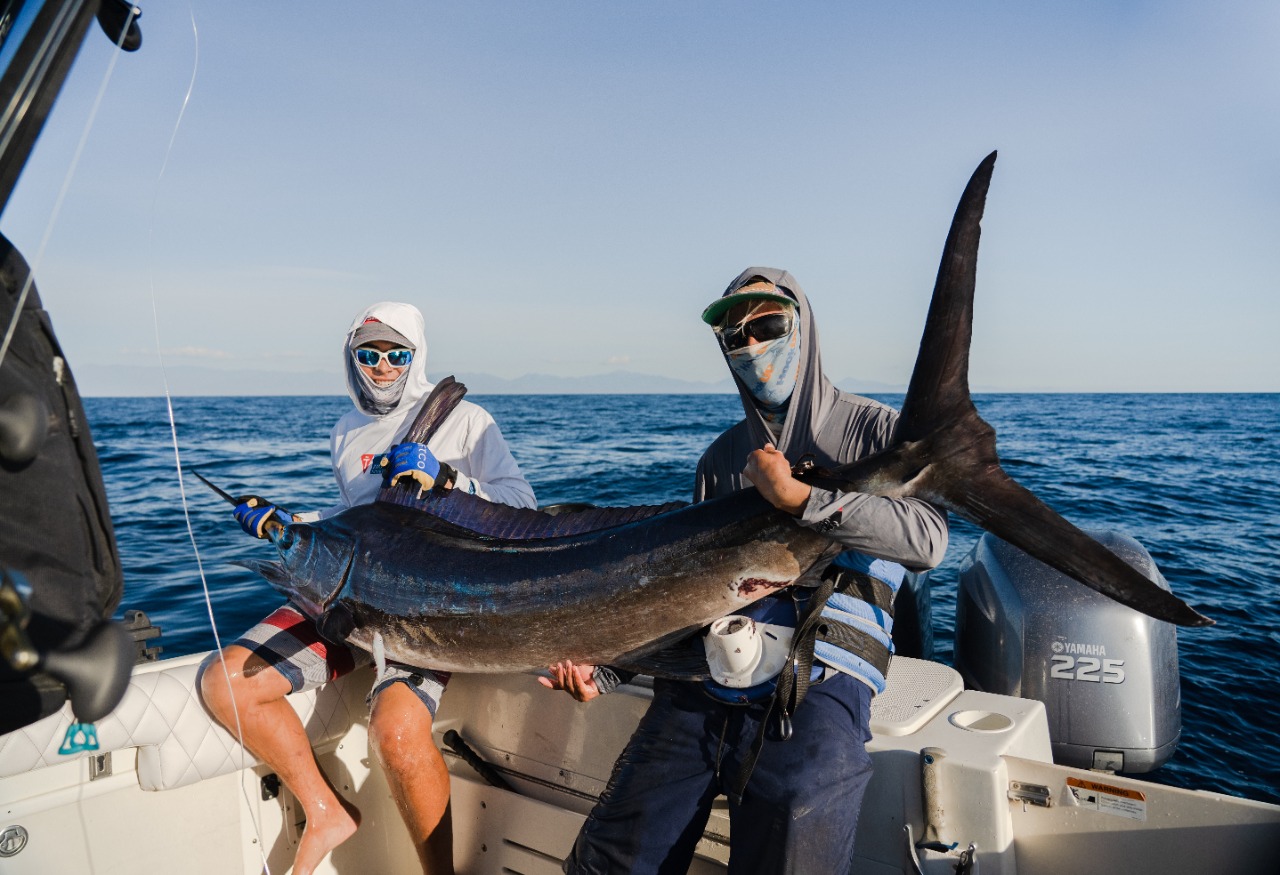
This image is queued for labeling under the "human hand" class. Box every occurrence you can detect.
[538,661,600,702]
[383,442,454,495]
[233,497,282,539]
[744,444,811,515]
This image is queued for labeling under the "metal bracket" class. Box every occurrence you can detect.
[89,752,112,781]
[122,609,163,663]
[1008,780,1052,807]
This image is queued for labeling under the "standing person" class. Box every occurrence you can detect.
[200,301,536,875]
[542,268,948,874]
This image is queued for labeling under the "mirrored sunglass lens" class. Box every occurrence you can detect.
[355,348,412,367]
[749,314,791,341]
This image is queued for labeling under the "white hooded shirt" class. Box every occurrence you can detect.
[307,301,536,519]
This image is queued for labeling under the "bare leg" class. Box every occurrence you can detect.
[369,682,454,874]
[199,645,360,875]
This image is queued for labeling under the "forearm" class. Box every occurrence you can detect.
[800,488,948,570]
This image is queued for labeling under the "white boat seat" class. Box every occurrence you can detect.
[0,652,371,791]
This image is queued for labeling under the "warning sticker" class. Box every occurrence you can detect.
[1067,777,1148,821]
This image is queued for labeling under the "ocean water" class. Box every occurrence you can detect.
[84,392,1280,806]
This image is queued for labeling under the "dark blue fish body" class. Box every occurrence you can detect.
[245,488,838,674]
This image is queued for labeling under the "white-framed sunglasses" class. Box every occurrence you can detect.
[353,347,413,368]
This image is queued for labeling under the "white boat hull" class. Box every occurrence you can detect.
[1,653,1277,873]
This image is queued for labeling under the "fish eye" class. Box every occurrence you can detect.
[272,526,296,550]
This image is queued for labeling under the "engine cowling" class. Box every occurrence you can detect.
[953,530,1180,773]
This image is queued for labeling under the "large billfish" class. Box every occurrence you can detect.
[213,152,1210,679]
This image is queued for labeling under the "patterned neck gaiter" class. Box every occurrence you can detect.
[349,358,410,416]
[725,321,801,411]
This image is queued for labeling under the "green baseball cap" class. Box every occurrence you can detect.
[700,288,796,326]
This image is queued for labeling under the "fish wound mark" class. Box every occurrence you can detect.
[737,577,789,597]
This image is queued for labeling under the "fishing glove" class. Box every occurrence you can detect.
[383,442,456,496]
[233,497,280,539]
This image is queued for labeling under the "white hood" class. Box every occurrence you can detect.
[342,300,432,417]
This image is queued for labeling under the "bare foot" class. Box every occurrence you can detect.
[293,796,360,875]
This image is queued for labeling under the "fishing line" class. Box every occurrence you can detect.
[140,9,274,871]
[0,7,129,369]
[0,11,157,874]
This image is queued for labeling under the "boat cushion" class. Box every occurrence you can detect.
[0,654,371,790]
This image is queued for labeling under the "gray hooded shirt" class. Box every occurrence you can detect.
[695,267,947,572]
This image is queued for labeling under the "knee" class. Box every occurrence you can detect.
[198,652,234,717]
[368,685,439,771]
[197,647,266,721]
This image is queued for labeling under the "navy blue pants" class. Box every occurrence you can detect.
[564,673,874,875]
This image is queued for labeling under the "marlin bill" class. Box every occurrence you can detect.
[212,152,1209,680]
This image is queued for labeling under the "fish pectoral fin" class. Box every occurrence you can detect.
[613,635,711,681]
[316,603,356,644]
[940,467,1212,627]
[230,559,289,590]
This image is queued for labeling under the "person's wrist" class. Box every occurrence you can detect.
[780,482,811,516]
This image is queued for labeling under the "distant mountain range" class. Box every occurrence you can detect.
[73,364,909,397]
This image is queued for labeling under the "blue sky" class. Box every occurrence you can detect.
[4,1,1277,393]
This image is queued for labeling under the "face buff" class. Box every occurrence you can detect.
[349,355,411,415]
[725,319,801,414]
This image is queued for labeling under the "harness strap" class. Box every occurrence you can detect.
[827,565,897,615]
[816,618,892,677]
[726,565,897,803]
[729,575,836,804]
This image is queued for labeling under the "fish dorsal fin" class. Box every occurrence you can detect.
[374,375,467,508]
[404,375,468,444]
[374,373,685,538]
[379,487,687,540]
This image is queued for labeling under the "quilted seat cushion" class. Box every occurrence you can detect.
[0,653,372,791]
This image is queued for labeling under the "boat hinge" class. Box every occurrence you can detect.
[1008,780,1052,807]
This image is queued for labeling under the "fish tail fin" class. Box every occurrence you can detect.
[797,152,1210,628]
[938,465,1213,627]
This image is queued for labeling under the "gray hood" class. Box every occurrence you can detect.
[716,267,841,459]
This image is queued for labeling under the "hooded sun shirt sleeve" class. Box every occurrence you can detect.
[433,402,536,508]
[793,398,948,571]
[799,488,947,571]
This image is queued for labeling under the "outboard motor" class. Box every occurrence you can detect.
[953,531,1180,773]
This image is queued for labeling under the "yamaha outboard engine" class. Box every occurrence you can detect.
[953,531,1180,773]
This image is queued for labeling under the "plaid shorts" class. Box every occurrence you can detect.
[234,604,451,717]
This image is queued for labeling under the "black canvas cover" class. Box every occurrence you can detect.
[0,233,124,733]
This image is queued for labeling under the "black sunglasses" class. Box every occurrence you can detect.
[716,312,794,351]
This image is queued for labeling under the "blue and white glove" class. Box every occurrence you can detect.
[383,442,456,496]
[233,497,281,539]
[381,440,458,496]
